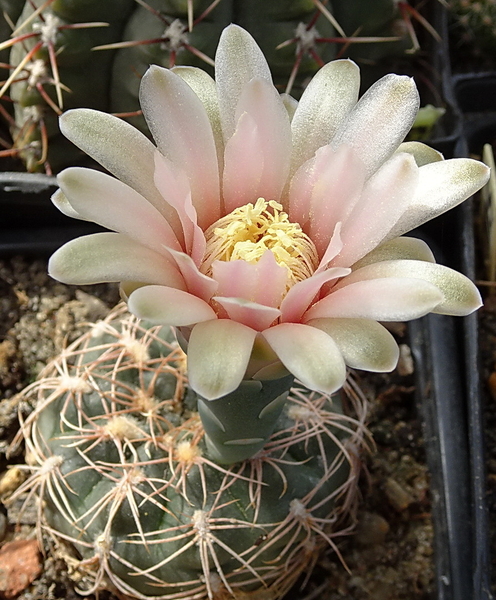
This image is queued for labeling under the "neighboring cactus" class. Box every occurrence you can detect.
[10,304,367,600]
[0,0,414,172]
[450,0,496,54]
[1,0,135,171]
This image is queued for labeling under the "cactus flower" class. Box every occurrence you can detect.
[50,25,489,404]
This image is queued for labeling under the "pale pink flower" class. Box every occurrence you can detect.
[49,25,489,401]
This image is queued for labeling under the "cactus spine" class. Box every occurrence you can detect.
[1,0,411,172]
[11,304,367,600]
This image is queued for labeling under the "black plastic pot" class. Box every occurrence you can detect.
[0,172,103,255]
[410,203,493,600]
[407,70,496,600]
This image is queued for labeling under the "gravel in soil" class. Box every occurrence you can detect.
[0,256,435,600]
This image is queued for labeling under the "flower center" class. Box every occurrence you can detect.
[202,198,318,287]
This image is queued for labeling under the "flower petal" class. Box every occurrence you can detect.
[213,297,280,331]
[212,251,288,308]
[335,152,419,266]
[305,278,444,321]
[140,65,221,229]
[386,158,491,240]
[307,317,399,372]
[291,59,360,173]
[280,267,350,323]
[395,141,443,166]
[187,319,257,400]
[153,152,206,264]
[171,65,224,174]
[215,24,272,141]
[49,233,185,288]
[331,74,420,177]
[57,167,182,254]
[168,248,218,302]
[351,237,436,270]
[128,285,217,326]
[51,188,87,221]
[288,144,366,256]
[333,259,482,316]
[59,109,182,235]
[223,78,291,212]
[262,323,346,394]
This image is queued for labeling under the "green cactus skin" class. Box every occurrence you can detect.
[5,0,135,171]
[2,0,411,173]
[11,304,367,600]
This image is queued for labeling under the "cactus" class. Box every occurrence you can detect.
[450,0,496,54]
[0,0,414,172]
[11,303,367,600]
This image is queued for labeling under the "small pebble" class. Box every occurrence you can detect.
[0,539,42,598]
[355,512,390,546]
[384,477,414,511]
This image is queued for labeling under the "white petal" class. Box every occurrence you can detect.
[215,24,273,141]
[331,74,420,177]
[291,59,360,173]
[187,319,257,400]
[307,318,399,372]
[51,188,87,221]
[334,259,482,316]
[140,65,221,230]
[386,158,490,239]
[351,237,436,270]
[128,286,217,326]
[49,233,185,288]
[394,141,443,166]
[57,167,182,254]
[59,109,182,235]
[262,323,346,394]
[305,278,444,321]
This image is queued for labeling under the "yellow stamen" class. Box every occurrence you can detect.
[202,199,318,289]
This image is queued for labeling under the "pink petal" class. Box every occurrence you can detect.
[128,285,217,326]
[288,144,366,257]
[317,222,344,270]
[213,297,280,331]
[140,66,221,229]
[280,267,350,323]
[304,277,444,322]
[168,248,218,303]
[211,250,288,308]
[334,152,419,267]
[153,152,206,265]
[58,167,182,255]
[49,233,185,289]
[187,319,257,400]
[172,66,224,176]
[262,323,346,394]
[215,25,273,141]
[223,78,291,212]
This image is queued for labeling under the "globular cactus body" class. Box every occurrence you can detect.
[1,0,412,172]
[13,305,366,600]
